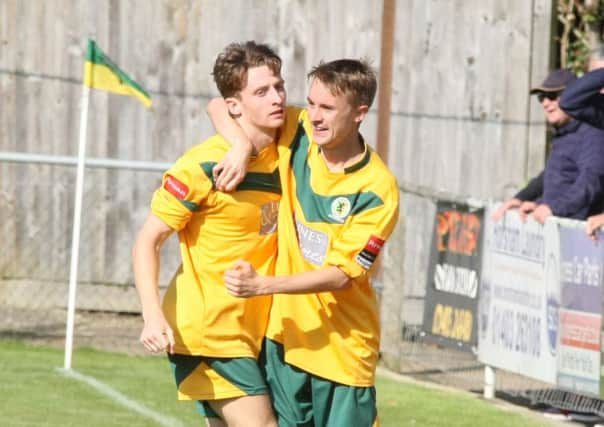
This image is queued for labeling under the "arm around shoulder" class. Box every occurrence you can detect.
[206,97,253,191]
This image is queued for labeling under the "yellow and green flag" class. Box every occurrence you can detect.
[83,39,152,108]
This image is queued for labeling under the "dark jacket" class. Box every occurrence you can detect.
[560,68,604,129]
[514,171,543,201]
[537,120,604,219]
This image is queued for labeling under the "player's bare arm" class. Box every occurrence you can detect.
[224,260,351,297]
[132,212,176,353]
[207,97,254,191]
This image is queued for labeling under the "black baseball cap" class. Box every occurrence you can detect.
[530,69,577,94]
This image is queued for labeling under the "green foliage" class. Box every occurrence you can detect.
[557,0,604,74]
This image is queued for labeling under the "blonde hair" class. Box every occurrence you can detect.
[307,59,377,108]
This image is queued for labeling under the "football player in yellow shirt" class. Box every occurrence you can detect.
[209,59,400,427]
[133,41,300,427]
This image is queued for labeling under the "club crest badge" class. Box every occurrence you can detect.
[329,197,351,223]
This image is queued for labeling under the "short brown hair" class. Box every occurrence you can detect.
[307,59,377,108]
[212,41,282,98]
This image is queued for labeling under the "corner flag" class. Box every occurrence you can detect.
[83,39,152,108]
[64,38,152,370]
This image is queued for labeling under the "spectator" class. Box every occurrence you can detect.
[499,69,604,224]
[496,47,604,224]
[559,47,604,239]
[493,69,572,221]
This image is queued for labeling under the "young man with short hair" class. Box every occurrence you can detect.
[210,58,400,427]
[133,41,300,427]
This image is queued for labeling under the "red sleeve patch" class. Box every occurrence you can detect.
[355,235,385,269]
[365,236,385,255]
[164,175,189,199]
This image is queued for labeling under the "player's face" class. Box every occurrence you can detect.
[237,65,286,131]
[306,78,366,150]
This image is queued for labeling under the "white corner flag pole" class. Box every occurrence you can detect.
[63,83,91,370]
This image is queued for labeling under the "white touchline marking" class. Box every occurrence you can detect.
[57,368,185,427]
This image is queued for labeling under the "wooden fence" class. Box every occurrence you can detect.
[0,0,553,366]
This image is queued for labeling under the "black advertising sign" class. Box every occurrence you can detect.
[421,201,484,352]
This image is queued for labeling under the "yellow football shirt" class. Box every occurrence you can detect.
[268,109,400,386]
[152,134,283,358]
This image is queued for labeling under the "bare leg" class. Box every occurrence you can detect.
[208,394,277,427]
[206,417,227,427]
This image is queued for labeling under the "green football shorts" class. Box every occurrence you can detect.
[261,338,378,427]
[168,353,269,419]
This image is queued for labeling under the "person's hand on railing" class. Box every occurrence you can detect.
[532,204,552,224]
[586,212,604,241]
[491,198,522,221]
[518,201,537,222]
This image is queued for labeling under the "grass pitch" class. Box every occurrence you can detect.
[0,340,553,426]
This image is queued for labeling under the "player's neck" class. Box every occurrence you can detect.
[238,121,278,154]
[320,133,365,172]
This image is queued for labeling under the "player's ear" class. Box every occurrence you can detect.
[354,104,369,124]
[225,97,242,118]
